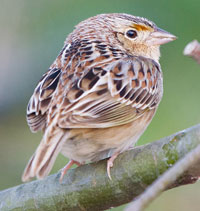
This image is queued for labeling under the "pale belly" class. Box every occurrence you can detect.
[60,109,156,163]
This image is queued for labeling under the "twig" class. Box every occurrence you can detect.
[125,143,200,211]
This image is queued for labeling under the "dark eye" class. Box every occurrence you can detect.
[126,30,137,39]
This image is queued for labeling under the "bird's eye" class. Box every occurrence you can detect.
[126,30,137,39]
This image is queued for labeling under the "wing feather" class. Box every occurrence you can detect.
[27,68,61,132]
[57,56,162,128]
[27,39,162,131]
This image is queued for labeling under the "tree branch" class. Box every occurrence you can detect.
[1,124,200,211]
[125,140,200,211]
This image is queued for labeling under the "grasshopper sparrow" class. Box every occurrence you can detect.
[22,13,176,182]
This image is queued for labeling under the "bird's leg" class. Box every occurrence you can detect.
[107,151,120,180]
[59,160,81,182]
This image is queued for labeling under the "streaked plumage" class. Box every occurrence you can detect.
[22,13,176,182]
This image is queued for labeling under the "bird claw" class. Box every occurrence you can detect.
[59,160,81,183]
[107,160,114,180]
[106,152,120,180]
[59,164,72,183]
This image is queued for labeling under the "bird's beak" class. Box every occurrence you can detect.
[146,27,177,46]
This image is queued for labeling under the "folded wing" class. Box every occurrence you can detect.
[57,56,162,128]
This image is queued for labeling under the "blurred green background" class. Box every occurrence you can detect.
[1,0,200,210]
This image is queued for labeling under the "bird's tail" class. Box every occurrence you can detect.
[22,127,67,182]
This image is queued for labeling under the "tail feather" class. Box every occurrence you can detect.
[22,128,66,182]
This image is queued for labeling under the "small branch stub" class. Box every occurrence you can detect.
[183,40,200,64]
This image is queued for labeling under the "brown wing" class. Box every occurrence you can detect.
[57,56,162,128]
[108,56,162,110]
[27,67,61,132]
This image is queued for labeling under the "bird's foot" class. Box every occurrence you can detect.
[59,160,81,183]
[107,152,120,180]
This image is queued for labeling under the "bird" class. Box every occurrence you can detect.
[22,13,176,182]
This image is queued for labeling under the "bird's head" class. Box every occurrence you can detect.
[71,13,177,62]
[108,13,177,62]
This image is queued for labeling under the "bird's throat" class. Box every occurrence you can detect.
[131,44,161,63]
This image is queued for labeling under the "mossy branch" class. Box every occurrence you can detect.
[1,124,200,211]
